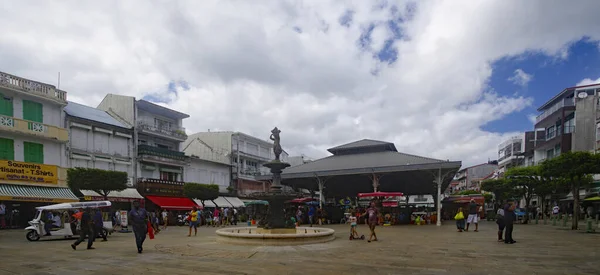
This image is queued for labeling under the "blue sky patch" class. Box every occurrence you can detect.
[481,39,600,133]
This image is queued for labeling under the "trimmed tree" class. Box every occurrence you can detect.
[67,167,128,200]
[481,178,519,205]
[183,183,219,207]
[505,166,547,224]
[541,151,600,230]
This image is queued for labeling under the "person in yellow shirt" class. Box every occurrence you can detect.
[187,206,200,237]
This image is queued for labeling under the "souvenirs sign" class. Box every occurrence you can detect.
[0,160,58,184]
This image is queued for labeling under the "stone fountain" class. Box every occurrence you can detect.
[216,127,335,245]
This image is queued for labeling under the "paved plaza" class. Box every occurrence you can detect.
[1,221,599,275]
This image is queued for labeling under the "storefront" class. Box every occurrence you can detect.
[0,184,79,228]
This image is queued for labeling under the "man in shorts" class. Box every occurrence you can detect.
[465,199,479,232]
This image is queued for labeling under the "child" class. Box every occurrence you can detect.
[349,214,359,238]
[455,207,465,232]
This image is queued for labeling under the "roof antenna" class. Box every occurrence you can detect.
[57,72,61,90]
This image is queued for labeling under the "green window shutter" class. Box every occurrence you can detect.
[24,142,44,164]
[0,94,13,117]
[22,100,43,123]
[0,138,14,160]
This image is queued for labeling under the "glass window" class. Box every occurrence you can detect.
[0,138,14,160]
[160,171,178,181]
[546,126,555,140]
[24,142,44,163]
[22,100,43,123]
[564,118,575,134]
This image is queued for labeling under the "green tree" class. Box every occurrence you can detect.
[67,167,128,200]
[541,151,600,230]
[505,166,546,224]
[183,183,219,207]
[481,178,519,204]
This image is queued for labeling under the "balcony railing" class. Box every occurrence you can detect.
[137,121,187,139]
[137,177,185,186]
[536,98,574,124]
[0,115,68,142]
[138,144,186,161]
[0,71,67,103]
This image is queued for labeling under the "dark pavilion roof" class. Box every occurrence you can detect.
[279,139,457,179]
[258,139,462,196]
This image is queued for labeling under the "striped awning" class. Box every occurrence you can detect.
[0,184,79,203]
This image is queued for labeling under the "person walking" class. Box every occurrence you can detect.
[0,201,6,229]
[308,206,315,227]
[187,206,200,237]
[503,202,517,244]
[93,209,107,242]
[364,201,379,243]
[496,206,505,242]
[161,209,169,230]
[71,208,95,250]
[465,199,479,232]
[129,200,148,253]
[455,207,465,232]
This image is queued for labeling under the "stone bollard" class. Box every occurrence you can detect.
[596,214,599,226]
[552,215,557,226]
[535,214,539,225]
[544,215,547,225]
[562,214,567,227]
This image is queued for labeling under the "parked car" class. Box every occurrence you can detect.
[514,208,526,221]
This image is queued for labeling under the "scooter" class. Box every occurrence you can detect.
[177,214,189,226]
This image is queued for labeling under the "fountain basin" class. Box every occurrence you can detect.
[216,227,335,246]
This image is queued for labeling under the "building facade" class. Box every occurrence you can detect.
[453,162,498,192]
[0,71,78,227]
[64,101,135,185]
[497,130,542,173]
[532,84,600,163]
[98,94,190,183]
[182,136,231,193]
[184,131,289,197]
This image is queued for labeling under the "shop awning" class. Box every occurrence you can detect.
[0,184,79,203]
[146,195,197,210]
[584,196,600,201]
[194,199,216,208]
[213,196,233,207]
[81,188,143,202]
[223,197,245,208]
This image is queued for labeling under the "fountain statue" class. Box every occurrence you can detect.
[215,127,335,245]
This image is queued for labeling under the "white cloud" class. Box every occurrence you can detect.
[527,114,537,125]
[576,76,600,86]
[1,1,600,167]
[508,69,533,87]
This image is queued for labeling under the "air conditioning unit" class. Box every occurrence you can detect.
[126,177,134,188]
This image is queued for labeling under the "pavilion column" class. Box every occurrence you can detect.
[436,167,442,227]
[317,177,324,209]
[370,173,381,192]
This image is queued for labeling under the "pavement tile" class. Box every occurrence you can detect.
[1,221,599,274]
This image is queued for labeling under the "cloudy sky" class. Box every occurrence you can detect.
[2,1,600,167]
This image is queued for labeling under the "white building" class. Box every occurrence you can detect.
[64,101,135,185]
[0,71,78,224]
[182,136,231,193]
[97,94,190,184]
[183,131,289,197]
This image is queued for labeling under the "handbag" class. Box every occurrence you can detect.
[454,212,464,220]
[147,221,155,239]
